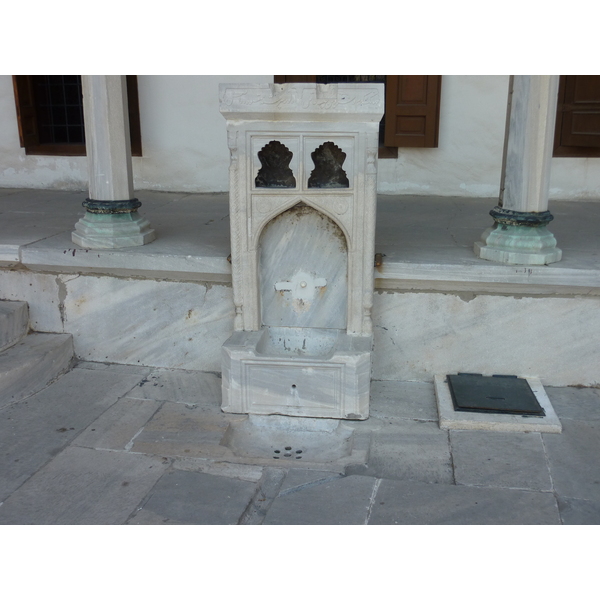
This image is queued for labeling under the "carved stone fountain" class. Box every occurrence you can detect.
[220,83,384,420]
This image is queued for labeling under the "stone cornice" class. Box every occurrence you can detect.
[219,83,384,122]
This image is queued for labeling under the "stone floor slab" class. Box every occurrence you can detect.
[347,420,453,484]
[0,368,145,501]
[263,475,377,525]
[130,401,233,459]
[128,469,258,525]
[126,368,222,405]
[0,447,168,524]
[370,380,438,422]
[238,467,287,525]
[173,457,264,482]
[73,397,162,450]
[0,332,74,407]
[543,420,600,501]
[450,430,552,491]
[545,386,600,421]
[278,469,344,495]
[368,479,560,525]
[557,496,600,525]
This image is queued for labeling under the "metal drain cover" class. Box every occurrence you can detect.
[273,446,304,460]
[447,373,545,416]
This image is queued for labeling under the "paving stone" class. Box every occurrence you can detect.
[545,386,600,421]
[557,496,600,525]
[347,420,453,484]
[128,469,258,525]
[543,420,600,501]
[450,430,552,491]
[0,447,168,524]
[278,469,344,495]
[125,368,222,405]
[75,361,152,376]
[173,457,263,482]
[263,475,377,525]
[0,368,145,501]
[368,479,560,525]
[370,380,438,422]
[238,467,287,525]
[0,332,74,407]
[73,397,162,450]
[130,401,233,460]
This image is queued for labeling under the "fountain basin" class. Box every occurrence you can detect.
[222,328,371,419]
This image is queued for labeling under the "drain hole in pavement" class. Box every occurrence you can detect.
[272,445,305,460]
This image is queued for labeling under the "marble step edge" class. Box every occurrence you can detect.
[0,300,29,352]
[0,332,75,408]
[375,261,600,295]
[10,251,600,292]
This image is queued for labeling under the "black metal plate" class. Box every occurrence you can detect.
[447,373,545,416]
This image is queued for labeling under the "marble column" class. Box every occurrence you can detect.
[72,75,156,249]
[474,75,562,265]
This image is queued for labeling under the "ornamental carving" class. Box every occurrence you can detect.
[308,142,349,188]
[255,141,296,188]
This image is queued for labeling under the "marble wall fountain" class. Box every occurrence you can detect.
[220,83,384,419]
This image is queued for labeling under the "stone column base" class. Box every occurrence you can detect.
[72,211,156,249]
[474,224,562,265]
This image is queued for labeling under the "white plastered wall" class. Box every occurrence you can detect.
[1,74,599,199]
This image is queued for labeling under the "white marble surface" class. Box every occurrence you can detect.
[500,76,559,213]
[220,84,383,418]
[4,189,600,292]
[260,206,347,329]
[221,84,382,335]
[19,193,231,282]
[82,76,134,202]
[222,330,371,419]
[0,271,63,332]
[0,301,28,351]
[63,275,234,371]
[3,190,600,386]
[219,83,385,122]
[372,291,600,387]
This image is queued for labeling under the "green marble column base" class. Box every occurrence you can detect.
[72,211,156,249]
[474,224,562,265]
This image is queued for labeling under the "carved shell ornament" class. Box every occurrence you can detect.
[307,142,349,188]
[255,140,296,188]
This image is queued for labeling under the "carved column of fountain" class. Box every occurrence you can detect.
[220,83,384,420]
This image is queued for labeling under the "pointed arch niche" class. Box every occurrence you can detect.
[259,203,348,330]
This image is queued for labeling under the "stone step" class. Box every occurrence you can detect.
[0,333,74,408]
[0,300,29,352]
